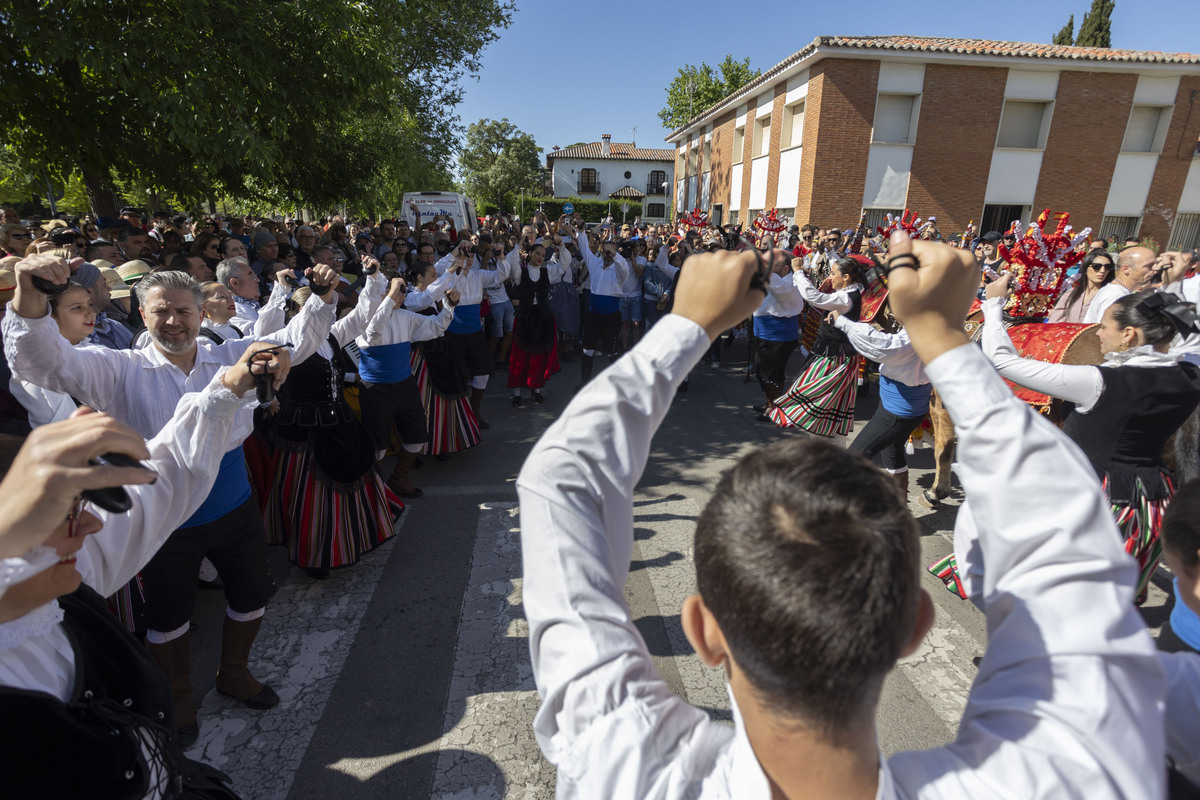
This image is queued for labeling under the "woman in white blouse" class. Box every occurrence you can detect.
[11,281,94,427]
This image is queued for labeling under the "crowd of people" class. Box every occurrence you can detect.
[1,196,1200,798]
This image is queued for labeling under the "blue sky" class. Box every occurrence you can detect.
[453,0,1200,162]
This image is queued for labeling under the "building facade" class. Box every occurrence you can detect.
[667,36,1200,248]
[546,136,675,220]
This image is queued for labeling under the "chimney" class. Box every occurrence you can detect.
[601,134,611,157]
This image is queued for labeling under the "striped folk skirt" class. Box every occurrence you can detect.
[929,474,1174,604]
[1107,474,1174,604]
[264,436,404,570]
[410,346,481,456]
[768,352,862,437]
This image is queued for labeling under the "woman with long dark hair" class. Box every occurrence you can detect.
[1047,249,1116,323]
[768,255,867,443]
[971,281,1200,602]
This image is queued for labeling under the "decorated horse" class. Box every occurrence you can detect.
[919,210,1097,507]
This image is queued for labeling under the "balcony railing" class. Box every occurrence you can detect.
[645,181,667,196]
[577,178,600,195]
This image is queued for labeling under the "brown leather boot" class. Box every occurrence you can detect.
[890,469,909,500]
[214,616,279,710]
[469,387,489,430]
[145,632,198,747]
[387,449,423,498]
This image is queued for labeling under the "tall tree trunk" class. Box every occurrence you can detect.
[80,163,117,218]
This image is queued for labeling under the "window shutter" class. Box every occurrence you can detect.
[1122,106,1159,153]
[873,95,913,143]
[997,101,1045,149]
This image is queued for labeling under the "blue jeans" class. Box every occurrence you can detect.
[642,296,663,330]
[487,300,515,336]
[618,295,643,323]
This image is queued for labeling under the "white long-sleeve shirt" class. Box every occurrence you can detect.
[230,282,288,336]
[754,272,805,318]
[0,372,257,700]
[517,314,1165,800]
[832,317,927,386]
[1161,650,1200,786]
[575,232,631,297]
[791,272,861,313]
[4,293,336,443]
[316,270,386,359]
[978,296,1182,413]
[432,252,512,307]
[356,296,455,350]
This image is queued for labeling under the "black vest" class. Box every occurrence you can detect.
[1062,362,1200,503]
[811,287,862,358]
[0,587,239,799]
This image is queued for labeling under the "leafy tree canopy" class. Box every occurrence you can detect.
[1052,14,1076,45]
[1076,0,1115,47]
[658,56,760,131]
[0,0,513,216]
[459,118,542,213]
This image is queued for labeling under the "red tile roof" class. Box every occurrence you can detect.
[608,185,646,198]
[822,35,1199,64]
[668,34,1200,138]
[548,142,675,162]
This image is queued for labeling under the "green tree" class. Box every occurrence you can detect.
[1052,14,1076,45]
[1076,0,1115,47]
[658,55,761,131]
[0,0,513,216]
[459,119,543,213]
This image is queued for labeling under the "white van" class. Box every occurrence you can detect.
[400,192,478,234]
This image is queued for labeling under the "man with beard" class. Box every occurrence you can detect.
[4,254,340,747]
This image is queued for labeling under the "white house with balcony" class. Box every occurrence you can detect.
[546,134,675,221]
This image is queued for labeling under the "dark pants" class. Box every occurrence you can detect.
[360,376,428,449]
[848,406,927,471]
[139,495,276,631]
[754,338,799,391]
[582,309,621,355]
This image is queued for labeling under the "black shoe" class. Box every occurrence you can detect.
[532,391,545,404]
[176,722,199,749]
[198,577,223,591]
[476,416,490,430]
[435,453,451,462]
[755,413,773,423]
[752,403,766,413]
[235,685,281,711]
[303,568,331,580]
[511,395,522,407]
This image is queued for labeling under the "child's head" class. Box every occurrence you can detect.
[687,438,930,740]
[49,283,96,345]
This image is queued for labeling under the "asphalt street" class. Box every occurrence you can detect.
[185,335,1176,799]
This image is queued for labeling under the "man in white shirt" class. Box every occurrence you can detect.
[518,233,1166,799]
[1085,245,1160,323]
[4,255,340,747]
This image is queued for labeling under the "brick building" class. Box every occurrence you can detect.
[667,36,1200,249]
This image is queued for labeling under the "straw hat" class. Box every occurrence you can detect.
[100,267,130,299]
[117,259,151,283]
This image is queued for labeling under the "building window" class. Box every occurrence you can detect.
[1122,105,1172,154]
[872,94,917,144]
[578,168,598,194]
[780,100,805,149]
[1169,213,1200,250]
[862,208,904,232]
[981,204,1027,235]
[729,210,739,226]
[996,100,1051,150]
[1099,215,1142,241]
[711,204,724,227]
[689,145,700,176]
[702,140,712,173]
[752,117,770,159]
[646,203,666,218]
[732,125,745,164]
[647,170,666,195]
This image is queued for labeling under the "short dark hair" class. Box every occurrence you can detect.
[167,253,194,272]
[117,226,145,245]
[1163,478,1200,567]
[84,240,114,260]
[694,438,920,737]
